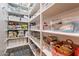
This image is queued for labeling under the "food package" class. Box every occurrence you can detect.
[9,15,20,21]
[43,36,58,44]
[51,21,63,30]
[8,31,14,37]
[21,24,28,30]
[16,24,21,29]
[18,31,24,37]
[21,18,28,22]
[43,22,50,30]
[59,21,74,32]
[8,31,17,38]
[8,22,16,29]
[71,19,79,33]
[51,39,74,56]
[75,48,79,56]
[74,22,79,32]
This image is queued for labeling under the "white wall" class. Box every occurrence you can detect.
[0,3,7,55]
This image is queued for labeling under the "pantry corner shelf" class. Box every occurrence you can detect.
[5,3,79,56]
[5,3,29,55]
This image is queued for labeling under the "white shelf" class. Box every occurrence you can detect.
[8,20,28,23]
[30,29,40,32]
[42,41,52,56]
[43,49,52,56]
[29,4,36,15]
[29,4,54,23]
[29,4,54,21]
[7,10,28,16]
[42,30,79,37]
[29,12,40,22]
[7,29,28,31]
[29,3,53,21]
[29,44,38,56]
[42,3,79,19]
[7,36,28,41]
[6,3,79,56]
[29,29,79,37]
[41,4,55,14]
[29,4,40,16]
[29,35,52,56]
[29,3,54,23]
[29,36,40,49]
[6,43,28,49]
[8,3,28,10]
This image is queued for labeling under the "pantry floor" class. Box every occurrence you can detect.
[5,45,34,56]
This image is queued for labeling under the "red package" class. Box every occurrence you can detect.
[75,48,79,56]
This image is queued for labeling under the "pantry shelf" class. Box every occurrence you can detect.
[7,29,28,31]
[42,3,79,19]
[28,36,40,49]
[27,3,79,56]
[7,10,28,16]
[29,3,40,16]
[41,3,54,14]
[42,30,79,37]
[4,3,79,56]
[43,49,52,56]
[29,44,37,56]
[5,3,29,55]
[30,29,40,32]
[7,36,28,41]
[8,3,28,10]
[6,43,28,50]
[8,20,28,23]
[29,12,40,22]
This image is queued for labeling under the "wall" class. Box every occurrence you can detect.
[0,4,7,55]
